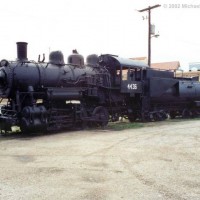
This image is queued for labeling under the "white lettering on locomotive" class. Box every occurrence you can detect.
[127,83,138,90]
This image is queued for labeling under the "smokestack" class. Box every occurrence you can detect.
[16,42,28,61]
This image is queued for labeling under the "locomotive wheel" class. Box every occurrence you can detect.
[20,117,30,134]
[153,112,161,121]
[92,106,109,127]
[192,110,200,118]
[159,111,168,120]
[80,109,88,129]
[111,113,120,122]
[128,114,137,122]
[169,111,176,119]
[141,112,151,122]
[0,124,11,135]
[158,110,168,121]
[182,109,192,118]
[153,111,167,121]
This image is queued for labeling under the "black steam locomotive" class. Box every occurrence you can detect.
[0,42,200,134]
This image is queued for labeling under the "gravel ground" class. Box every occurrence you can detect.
[0,120,200,200]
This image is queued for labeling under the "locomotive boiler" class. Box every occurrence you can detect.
[0,42,112,133]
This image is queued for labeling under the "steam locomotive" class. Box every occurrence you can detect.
[0,42,200,134]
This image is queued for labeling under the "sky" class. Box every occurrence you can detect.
[0,0,200,70]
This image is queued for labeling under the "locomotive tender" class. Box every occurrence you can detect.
[0,42,200,134]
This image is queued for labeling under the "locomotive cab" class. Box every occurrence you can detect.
[99,54,148,95]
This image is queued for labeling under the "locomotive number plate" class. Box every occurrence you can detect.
[127,83,138,90]
[121,81,142,93]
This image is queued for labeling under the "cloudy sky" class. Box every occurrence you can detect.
[0,0,200,70]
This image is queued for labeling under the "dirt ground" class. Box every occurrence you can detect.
[0,120,200,200]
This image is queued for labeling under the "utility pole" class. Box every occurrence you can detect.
[138,4,160,67]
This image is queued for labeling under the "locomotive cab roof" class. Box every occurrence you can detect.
[99,54,149,69]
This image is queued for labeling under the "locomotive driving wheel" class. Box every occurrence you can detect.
[92,106,109,127]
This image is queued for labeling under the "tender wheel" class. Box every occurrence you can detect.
[141,112,151,122]
[128,114,137,122]
[191,110,200,118]
[153,112,162,121]
[182,109,192,118]
[169,111,176,119]
[159,111,168,120]
[80,108,88,129]
[92,106,109,127]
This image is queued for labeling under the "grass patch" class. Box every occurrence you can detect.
[107,117,200,131]
[107,121,144,131]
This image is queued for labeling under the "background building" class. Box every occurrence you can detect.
[189,62,200,71]
[130,57,180,71]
